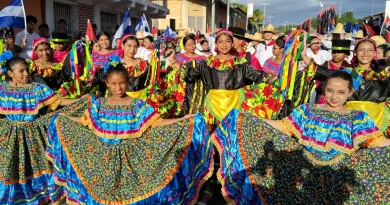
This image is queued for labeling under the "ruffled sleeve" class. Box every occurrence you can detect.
[81,95,98,128]
[280,104,309,137]
[351,111,385,148]
[82,97,161,139]
[35,83,61,111]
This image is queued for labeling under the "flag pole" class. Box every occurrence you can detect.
[20,0,27,37]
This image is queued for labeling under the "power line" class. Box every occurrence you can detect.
[267,9,319,16]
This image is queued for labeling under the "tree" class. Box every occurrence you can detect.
[249,9,264,32]
[229,3,264,33]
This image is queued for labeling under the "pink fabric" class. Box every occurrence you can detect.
[53,50,68,63]
[262,58,280,75]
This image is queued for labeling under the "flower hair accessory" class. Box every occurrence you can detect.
[0,51,13,73]
[216,29,233,38]
[103,54,121,73]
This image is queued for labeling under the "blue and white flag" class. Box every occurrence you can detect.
[351,24,359,35]
[163,25,175,38]
[135,13,150,33]
[112,9,132,48]
[0,0,25,29]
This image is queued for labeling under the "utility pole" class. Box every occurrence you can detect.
[339,0,343,19]
[319,0,324,13]
[226,0,230,29]
[372,0,375,16]
[211,0,215,31]
[260,3,270,28]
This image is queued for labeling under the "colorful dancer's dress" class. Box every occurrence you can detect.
[213,104,390,204]
[124,58,149,100]
[309,65,390,134]
[183,55,283,128]
[46,96,214,204]
[0,82,65,204]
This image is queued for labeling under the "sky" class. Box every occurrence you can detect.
[231,0,386,27]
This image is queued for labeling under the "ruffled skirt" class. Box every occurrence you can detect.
[0,96,89,204]
[212,109,390,204]
[46,113,214,204]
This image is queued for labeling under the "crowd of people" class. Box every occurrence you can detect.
[0,13,390,205]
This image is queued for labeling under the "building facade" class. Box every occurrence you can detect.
[0,0,169,36]
[152,0,246,33]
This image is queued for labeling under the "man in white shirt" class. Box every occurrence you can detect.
[14,15,40,59]
[258,24,279,66]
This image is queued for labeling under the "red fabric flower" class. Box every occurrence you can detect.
[241,101,250,111]
[172,90,185,102]
[264,98,282,113]
[262,84,274,98]
[245,89,254,98]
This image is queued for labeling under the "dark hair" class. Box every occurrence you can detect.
[5,57,28,72]
[310,36,319,42]
[122,35,139,47]
[26,15,37,23]
[38,24,49,30]
[200,40,209,45]
[183,34,196,46]
[275,36,285,49]
[90,40,99,52]
[97,31,111,40]
[144,35,154,43]
[325,70,353,91]
[199,34,206,39]
[4,57,29,81]
[59,19,66,24]
[352,39,380,71]
[105,63,129,83]
[377,44,388,51]
[92,24,97,29]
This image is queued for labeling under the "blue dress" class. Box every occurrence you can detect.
[0,82,65,204]
[213,104,390,204]
[46,95,214,204]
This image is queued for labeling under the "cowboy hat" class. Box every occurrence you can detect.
[186,28,195,34]
[370,35,386,46]
[228,27,252,42]
[251,33,264,42]
[354,30,364,39]
[136,31,145,39]
[259,24,280,35]
[332,23,345,34]
[176,30,187,39]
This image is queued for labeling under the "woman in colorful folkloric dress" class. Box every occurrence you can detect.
[213,71,390,204]
[27,38,81,99]
[308,38,390,135]
[168,29,283,128]
[262,36,285,80]
[46,62,214,204]
[91,31,121,96]
[176,34,206,65]
[0,57,77,204]
[119,35,149,98]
